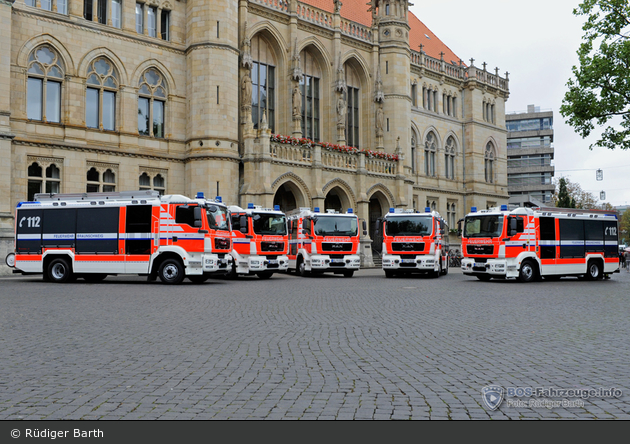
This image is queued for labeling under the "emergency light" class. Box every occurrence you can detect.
[274,205,280,211]
[389,207,394,213]
[501,204,508,211]
[471,206,477,212]
[425,207,431,213]
[347,208,353,213]
[314,207,320,213]
[196,192,204,199]
[248,203,255,209]
[215,196,222,203]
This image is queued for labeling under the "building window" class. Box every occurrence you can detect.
[138,68,167,138]
[251,35,276,132]
[485,142,495,183]
[111,0,122,28]
[411,83,417,107]
[345,64,360,148]
[147,6,157,37]
[447,203,457,229]
[135,3,144,33]
[86,58,118,131]
[83,0,107,24]
[27,161,61,201]
[445,136,455,180]
[299,50,321,142]
[160,10,170,41]
[424,132,437,177]
[86,166,116,192]
[139,171,166,195]
[411,133,416,174]
[27,46,64,123]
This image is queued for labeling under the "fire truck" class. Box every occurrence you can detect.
[226,203,289,279]
[460,205,620,282]
[375,207,450,278]
[287,207,364,277]
[4,190,233,284]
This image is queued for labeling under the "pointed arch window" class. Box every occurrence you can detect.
[485,142,495,183]
[86,58,118,131]
[27,161,61,201]
[138,68,167,138]
[300,50,321,142]
[86,166,116,192]
[424,132,437,177]
[27,46,64,123]
[345,63,360,148]
[251,35,276,133]
[139,170,166,195]
[411,132,417,174]
[445,136,456,180]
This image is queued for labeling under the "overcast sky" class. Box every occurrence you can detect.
[409,0,630,208]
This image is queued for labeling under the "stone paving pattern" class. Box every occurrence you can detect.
[0,267,629,420]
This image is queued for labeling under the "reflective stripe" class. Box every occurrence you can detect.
[76,233,118,240]
[17,234,42,240]
[42,233,75,240]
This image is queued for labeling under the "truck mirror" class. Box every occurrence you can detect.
[239,215,248,231]
[193,206,202,228]
[239,227,247,234]
[508,216,518,236]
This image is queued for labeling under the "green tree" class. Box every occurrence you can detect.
[619,209,630,244]
[556,177,574,208]
[560,0,630,150]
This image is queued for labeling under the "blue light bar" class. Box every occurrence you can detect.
[425,207,431,213]
[314,207,320,213]
[196,192,204,199]
[215,196,222,203]
[500,204,508,211]
[347,208,353,213]
[389,207,394,213]
[471,206,477,212]
[274,205,280,211]
[247,203,254,209]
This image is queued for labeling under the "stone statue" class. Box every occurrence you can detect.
[241,72,252,106]
[292,83,301,118]
[376,106,384,135]
[337,94,346,126]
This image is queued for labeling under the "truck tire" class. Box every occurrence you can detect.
[158,258,185,285]
[297,257,310,277]
[518,259,537,283]
[47,257,73,283]
[585,260,603,281]
[384,270,395,278]
[342,270,354,278]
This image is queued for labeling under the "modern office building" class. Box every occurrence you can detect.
[506,105,554,206]
[0,0,510,271]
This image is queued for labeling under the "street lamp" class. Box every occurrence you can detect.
[600,191,606,201]
[596,169,603,181]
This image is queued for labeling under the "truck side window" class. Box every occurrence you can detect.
[175,205,196,227]
[231,214,241,232]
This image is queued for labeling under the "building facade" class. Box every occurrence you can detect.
[506,104,555,206]
[0,0,510,273]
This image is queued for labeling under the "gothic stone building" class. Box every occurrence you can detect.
[0,0,510,271]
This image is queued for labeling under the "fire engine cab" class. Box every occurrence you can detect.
[227,203,289,279]
[375,207,450,278]
[4,190,233,284]
[287,207,363,277]
[460,205,620,282]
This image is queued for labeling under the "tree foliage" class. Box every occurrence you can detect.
[619,209,630,243]
[560,0,630,150]
[552,176,611,209]
[556,177,574,208]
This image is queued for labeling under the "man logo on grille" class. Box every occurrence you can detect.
[481,385,504,411]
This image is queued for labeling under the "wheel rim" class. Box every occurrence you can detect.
[590,264,599,278]
[521,263,533,280]
[298,262,305,275]
[51,263,66,280]
[163,263,179,281]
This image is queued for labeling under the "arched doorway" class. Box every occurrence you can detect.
[324,186,351,213]
[273,181,307,213]
[368,191,389,254]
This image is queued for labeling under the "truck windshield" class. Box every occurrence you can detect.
[385,216,432,236]
[253,213,287,235]
[463,215,503,238]
[206,205,230,231]
[313,216,358,237]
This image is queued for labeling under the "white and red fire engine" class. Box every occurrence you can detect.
[287,207,363,277]
[375,207,449,278]
[460,205,620,282]
[4,190,233,284]
[227,203,289,279]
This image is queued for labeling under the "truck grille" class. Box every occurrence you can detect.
[321,242,353,252]
[261,241,285,252]
[467,245,494,255]
[391,242,424,252]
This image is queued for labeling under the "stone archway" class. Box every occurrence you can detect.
[324,186,352,213]
[368,191,390,254]
[273,181,305,213]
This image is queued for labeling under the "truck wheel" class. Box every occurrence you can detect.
[47,257,73,283]
[441,261,449,276]
[585,260,602,281]
[158,258,185,285]
[518,260,537,283]
[343,270,354,278]
[256,271,273,279]
[297,257,310,277]
[476,274,492,281]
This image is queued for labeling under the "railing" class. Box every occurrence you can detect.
[508,177,553,187]
[251,0,289,13]
[270,142,312,165]
[322,151,358,171]
[507,158,553,169]
[296,3,333,29]
[340,18,372,43]
[366,157,396,176]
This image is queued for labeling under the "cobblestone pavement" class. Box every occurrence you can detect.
[0,266,629,420]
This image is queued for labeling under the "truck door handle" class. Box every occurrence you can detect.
[173,236,178,242]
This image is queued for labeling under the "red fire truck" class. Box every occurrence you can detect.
[227,203,289,279]
[4,190,232,284]
[460,205,620,282]
[287,207,364,277]
[375,207,449,278]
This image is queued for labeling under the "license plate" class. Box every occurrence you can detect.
[402,259,415,263]
[475,263,485,268]
[331,259,343,263]
[268,260,278,264]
